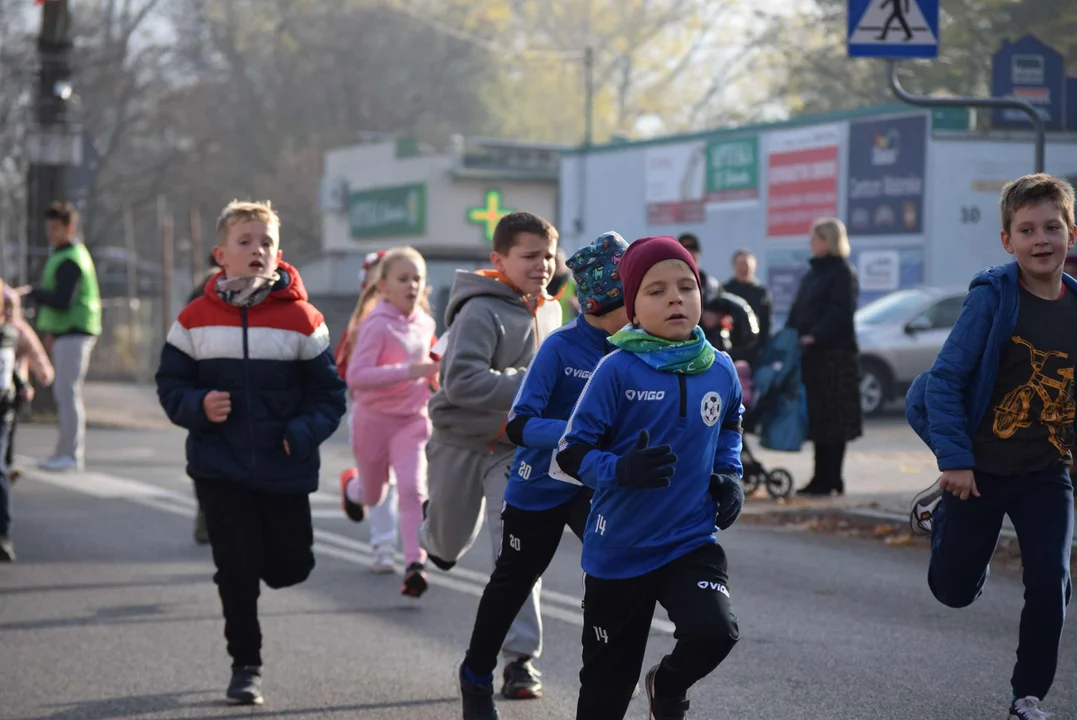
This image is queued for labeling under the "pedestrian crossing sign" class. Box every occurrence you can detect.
[847,0,939,59]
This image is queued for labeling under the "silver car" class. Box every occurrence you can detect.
[855,287,967,416]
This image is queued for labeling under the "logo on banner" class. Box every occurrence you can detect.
[871,129,900,166]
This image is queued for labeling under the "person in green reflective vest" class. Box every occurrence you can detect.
[16,202,101,472]
[546,249,579,323]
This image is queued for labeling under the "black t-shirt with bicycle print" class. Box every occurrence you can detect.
[973,285,1077,474]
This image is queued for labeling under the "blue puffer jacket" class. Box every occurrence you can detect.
[156,263,347,493]
[906,262,1077,470]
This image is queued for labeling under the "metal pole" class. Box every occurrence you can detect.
[159,195,174,339]
[27,0,73,282]
[575,45,594,243]
[886,60,1046,173]
[189,206,203,290]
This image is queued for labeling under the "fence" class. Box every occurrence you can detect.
[87,297,165,382]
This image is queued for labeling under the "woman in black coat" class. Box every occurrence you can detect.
[786,217,862,496]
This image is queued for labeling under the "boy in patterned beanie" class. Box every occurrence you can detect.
[456,231,630,720]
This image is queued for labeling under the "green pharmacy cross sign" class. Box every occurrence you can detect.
[468,190,515,242]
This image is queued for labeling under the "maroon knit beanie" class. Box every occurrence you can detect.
[620,235,701,321]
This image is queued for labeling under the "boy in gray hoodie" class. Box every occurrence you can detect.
[418,212,561,700]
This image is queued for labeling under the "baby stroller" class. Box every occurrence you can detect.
[737,329,802,499]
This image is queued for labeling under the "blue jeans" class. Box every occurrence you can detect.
[928,464,1074,700]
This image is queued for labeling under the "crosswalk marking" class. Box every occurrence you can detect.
[20,464,676,635]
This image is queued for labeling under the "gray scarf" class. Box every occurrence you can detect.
[214,273,280,308]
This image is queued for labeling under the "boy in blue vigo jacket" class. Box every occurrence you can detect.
[456,232,630,720]
[557,235,745,720]
[906,174,1076,720]
[156,200,346,706]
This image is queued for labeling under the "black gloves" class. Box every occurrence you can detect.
[710,473,744,530]
[615,430,677,489]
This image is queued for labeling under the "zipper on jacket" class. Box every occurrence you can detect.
[241,308,255,476]
[678,375,687,418]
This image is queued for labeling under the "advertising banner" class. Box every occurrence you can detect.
[766,124,841,238]
[705,137,759,204]
[644,143,707,225]
[846,114,926,236]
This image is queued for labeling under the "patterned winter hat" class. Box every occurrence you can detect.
[566,231,629,316]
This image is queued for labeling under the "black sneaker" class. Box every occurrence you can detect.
[226,666,263,705]
[1010,696,1051,719]
[0,536,14,563]
[910,477,943,536]
[340,469,365,522]
[401,562,428,598]
[458,661,500,720]
[501,657,542,700]
[645,664,689,720]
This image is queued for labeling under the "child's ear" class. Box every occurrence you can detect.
[1068,225,1076,249]
[275,248,283,262]
[489,251,505,273]
[212,244,226,267]
[999,231,1015,255]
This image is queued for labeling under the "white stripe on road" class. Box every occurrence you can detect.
[21,465,676,634]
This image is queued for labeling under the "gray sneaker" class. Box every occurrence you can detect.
[226,666,263,705]
[0,536,14,562]
[910,478,944,536]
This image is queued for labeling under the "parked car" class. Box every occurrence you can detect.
[855,286,967,416]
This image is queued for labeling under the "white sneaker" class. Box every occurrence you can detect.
[39,456,82,472]
[370,545,394,574]
[1010,697,1052,719]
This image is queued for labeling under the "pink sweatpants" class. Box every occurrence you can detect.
[351,405,431,566]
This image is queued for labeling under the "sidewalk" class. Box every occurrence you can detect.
[83,381,173,430]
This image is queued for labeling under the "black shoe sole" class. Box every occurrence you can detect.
[226,693,264,706]
[343,501,366,522]
[429,555,456,572]
[500,684,542,700]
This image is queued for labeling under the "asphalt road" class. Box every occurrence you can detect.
[2,425,1075,720]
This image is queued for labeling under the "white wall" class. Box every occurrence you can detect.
[322,142,557,254]
[924,136,1077,288]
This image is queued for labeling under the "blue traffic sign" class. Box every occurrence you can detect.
[991,35,1065,132]
[848,0,939,59]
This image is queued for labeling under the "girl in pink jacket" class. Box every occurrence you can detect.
[342,247,439,597]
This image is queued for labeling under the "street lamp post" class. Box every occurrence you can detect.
[26,0,74,416]
[27,0,75,280]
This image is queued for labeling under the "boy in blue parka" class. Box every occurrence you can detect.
[906,174,1076,720]
[557,235,744,720]
[156,200,346,706]
[457,232,631,720]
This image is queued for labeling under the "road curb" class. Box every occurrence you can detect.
[750,503,1077,548]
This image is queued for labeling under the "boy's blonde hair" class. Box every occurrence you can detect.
[216,200,281,244]
[810,217,851,258]
[1000,173,1076,234]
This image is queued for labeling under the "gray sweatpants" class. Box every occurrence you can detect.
[418,438,542,662]
[51,334,96,461]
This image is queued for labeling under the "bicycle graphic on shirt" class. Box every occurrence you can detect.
[992,336,1076,454]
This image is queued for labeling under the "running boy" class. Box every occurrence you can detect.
[156,200,346,705]
[418,211,561,699]
[457,231,629,719]
[557,235,745,720]
[906,173,1076,720]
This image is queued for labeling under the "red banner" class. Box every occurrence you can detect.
[766,128,840,238]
